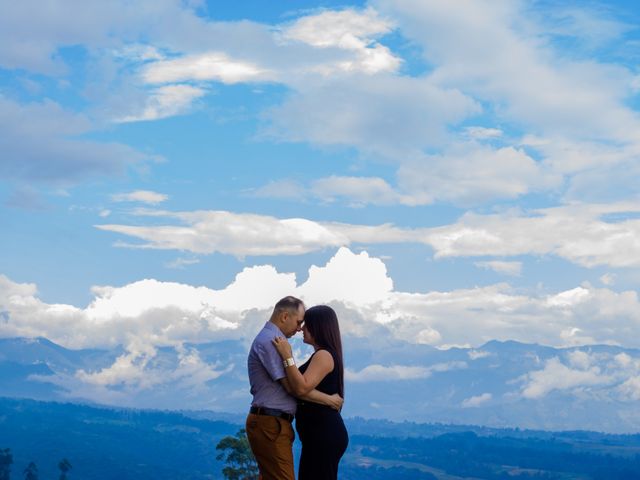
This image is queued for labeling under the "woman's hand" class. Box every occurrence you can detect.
[327,393,344,412]
[272,336,293,360]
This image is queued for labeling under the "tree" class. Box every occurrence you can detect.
[58,459,72,480]
[216,429,259,480]
[0,449,12,480]
[23,462,38,480]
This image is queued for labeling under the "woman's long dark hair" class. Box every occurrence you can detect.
[304,305,344,398]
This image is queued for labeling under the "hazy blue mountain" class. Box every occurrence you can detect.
[2,398,640,480]
[1,336,639,432]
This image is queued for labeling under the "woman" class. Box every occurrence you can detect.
[273,305,348,480]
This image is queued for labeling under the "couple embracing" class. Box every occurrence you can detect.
[246,296,348,480]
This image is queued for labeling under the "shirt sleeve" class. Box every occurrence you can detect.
[255,340,286,381]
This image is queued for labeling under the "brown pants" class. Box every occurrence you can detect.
[246,413,295,480]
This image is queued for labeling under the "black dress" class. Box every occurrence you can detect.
[296,349,349,480]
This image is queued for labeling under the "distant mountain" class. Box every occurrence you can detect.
[1,398,640,480]
[1,336,640,432]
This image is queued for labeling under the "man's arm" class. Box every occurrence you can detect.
[279,378,343,411]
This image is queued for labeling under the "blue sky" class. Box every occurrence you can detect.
[2,0,640,357]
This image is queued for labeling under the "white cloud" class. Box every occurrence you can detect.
[299,247,393,307]
[377,0,640,143]
[256,144,558,207]
[567,350,592,370]
[475,261,522,277]
[75,343,230,392]
[111,190,169,205]
[117,84,207,122]
[425,203,640,268]
[96,202,640,269]
[416,327,442,345]
[346,361,465,382]
[97,209,349,256]
[372,0,640,202]
[281,7,400,75]
[468,350,491,360]
[3,247,640,359]
[141,53,269,84]
[618,376,640,401]
[396,145,560,205]
[461,392,492,408]
[346,364,432,382]
[546,287,590,308]
[520,357,613,399]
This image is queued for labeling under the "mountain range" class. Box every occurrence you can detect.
[1,336,639,433]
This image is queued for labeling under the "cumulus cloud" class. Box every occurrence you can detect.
[75,343,230,391]
[520,356,614,399]
[6,246,640,354]
[298,248,393,307]
[515,349,640,403]
[618,376,640,401]
[280,7,400,75]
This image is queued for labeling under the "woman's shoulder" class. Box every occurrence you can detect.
[310,348,335,365]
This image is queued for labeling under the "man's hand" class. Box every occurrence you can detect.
[326,393,344,411]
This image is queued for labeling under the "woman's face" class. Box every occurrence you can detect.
[301,323,315,346]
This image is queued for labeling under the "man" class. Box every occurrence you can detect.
[246,296,342,480]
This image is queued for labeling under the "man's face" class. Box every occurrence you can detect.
[283,304,305,338]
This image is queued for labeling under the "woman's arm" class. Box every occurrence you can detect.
[273,337,334,397]
[301,390,343,411]
[278,379,343,410]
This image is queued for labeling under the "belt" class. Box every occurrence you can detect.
[250,406,294,423]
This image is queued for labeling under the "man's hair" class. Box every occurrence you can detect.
[270,296,304,320]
